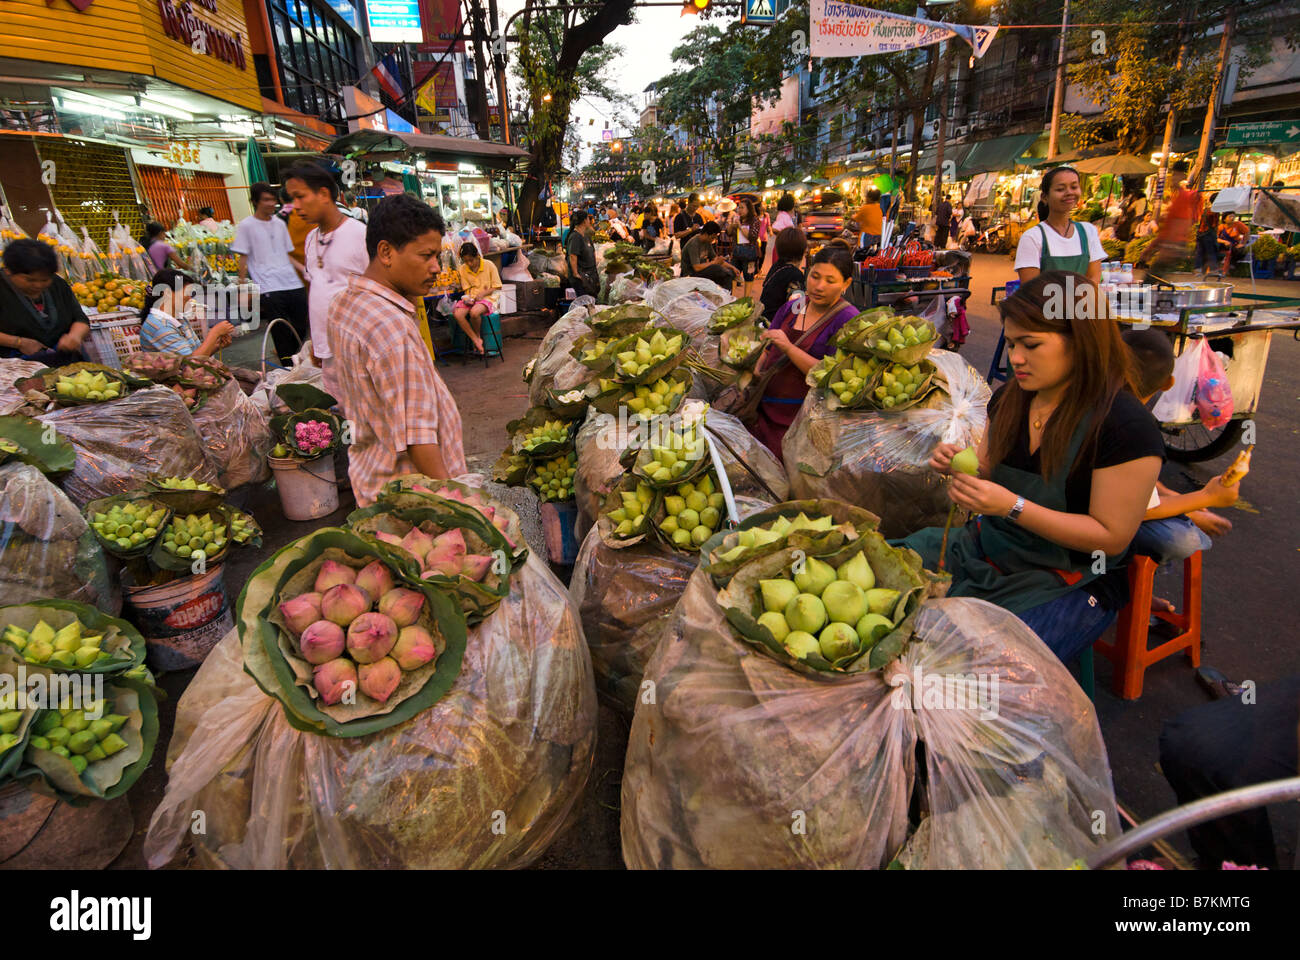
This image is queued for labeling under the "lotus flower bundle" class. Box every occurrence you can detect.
[294,419,334,455]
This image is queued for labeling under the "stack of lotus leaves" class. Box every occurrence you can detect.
[160,512,227,560]
[26,700,129,774]
[612,328,684,382]
[657,473,725,551]
[55,370,123,402]
[712,501,927,673]
[634,417,707,485]
[278,559,441,705]
[529,450,576,503]
[708,298,757,334]
[2,618,119,670]
[90,500,167,552]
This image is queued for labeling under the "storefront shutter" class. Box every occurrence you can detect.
[31,139,144,250]
[137,166,235,227]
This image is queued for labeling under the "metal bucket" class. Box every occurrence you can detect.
[123,563,234,671]
[1153,282,1232,314]
[269,455,339,521]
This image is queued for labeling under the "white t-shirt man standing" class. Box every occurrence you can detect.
[283,165,369,401]
[233,183,308,363]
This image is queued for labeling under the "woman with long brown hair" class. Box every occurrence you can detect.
[900,271,1164,663]
[731,198,761,296]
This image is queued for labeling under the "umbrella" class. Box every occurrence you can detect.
[402,171,422,196]
[246,137,268,185]
[1072,154,1158,176]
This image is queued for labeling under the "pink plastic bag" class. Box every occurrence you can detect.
[1194,343,1233,429]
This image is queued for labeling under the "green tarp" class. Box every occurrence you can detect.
[958,132,1041,176]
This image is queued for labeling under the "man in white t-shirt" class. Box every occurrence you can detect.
[284,164,369,402]
[233,182,308,363]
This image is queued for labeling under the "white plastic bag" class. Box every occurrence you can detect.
[1151,337,1202,424]
[502,257,534,283]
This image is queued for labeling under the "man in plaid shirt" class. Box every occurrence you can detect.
[327,195,466,505]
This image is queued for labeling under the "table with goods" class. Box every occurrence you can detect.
[0,260,1147,870]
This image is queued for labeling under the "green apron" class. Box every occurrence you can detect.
[901,421,1109,614]
[1038,221,1091,274]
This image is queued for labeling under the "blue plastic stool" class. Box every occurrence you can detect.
[987,330,1008,384]
[448,311,502,366]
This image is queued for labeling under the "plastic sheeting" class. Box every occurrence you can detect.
[0,360,49,416]
[643,278,738,399]
[570,495,771,714]
[783,349,990,539]
[143,552,597,869]
[621,584,1117,870]
[608,275,648,304]
[527,302,597,408]
[37,386,218,507]
[0,462,118,614]
[190,379,274,490]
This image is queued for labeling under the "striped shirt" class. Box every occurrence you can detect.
[139,308,201,355]
[327,275,467,506]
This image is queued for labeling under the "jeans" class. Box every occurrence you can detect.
[1131,516,1211,566]
[1017,588,1117,665]
[1193,231,1220,273]
[692,264,736,289]
[1159,675,1300,869]
[259,288,309,363]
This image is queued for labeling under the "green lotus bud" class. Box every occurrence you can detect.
[51,745,71,758]
[29,735,51,751]
[105,714,128,733]
[69,754,88,774]
[73,647,100,668]
[837,552,876,591]
[757,611,790,642]
[951,445,979,476]
[67,730,97,755]
[866,588,902,616]
[48,650,77,669]
[856,613,893,646]
[0,710,20,734]
[784,593,828,635]
[759,578,799,613]
[818,622,860,661]
[783,631,821,660]
[821,580,868,625]
[85,743,106,761]
[89,718,114,740]
[99,733,128,757]
[793,556,836,596]
[33,712,61,736]
[699,506,719,530]
[0,733,21,754]
[63,712,89,734]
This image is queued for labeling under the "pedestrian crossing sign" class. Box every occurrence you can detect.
[742,0,784,24]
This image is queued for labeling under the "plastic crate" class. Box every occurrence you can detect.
[84,312,205,368]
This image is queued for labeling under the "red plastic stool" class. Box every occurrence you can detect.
[1094,552,1202,700]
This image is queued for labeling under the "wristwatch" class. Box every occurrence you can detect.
[1006,496,1026,522]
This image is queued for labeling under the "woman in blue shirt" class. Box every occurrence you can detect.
[138,269,234,356]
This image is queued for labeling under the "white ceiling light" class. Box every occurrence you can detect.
[147,91,199,114]
[55,88,129,114]
[139,97,194,122]
[53,92,126,121]
[273,134,296,147]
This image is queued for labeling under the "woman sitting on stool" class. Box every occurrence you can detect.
[453,242,501,355]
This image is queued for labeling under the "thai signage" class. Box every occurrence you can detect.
[157,0,247,69]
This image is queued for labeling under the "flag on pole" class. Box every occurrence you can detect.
[371,54,405,102]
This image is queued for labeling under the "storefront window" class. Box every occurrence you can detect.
[270,0,359,125]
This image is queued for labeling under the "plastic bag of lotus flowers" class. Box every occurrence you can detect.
[37,386,217,508]
[782,349,990,539]
[620,582,1117,869]
[527,302,598,407]
[143,500,597,869]
[188,379,274,490]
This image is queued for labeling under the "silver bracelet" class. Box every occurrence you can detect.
[1006,496,1027,522]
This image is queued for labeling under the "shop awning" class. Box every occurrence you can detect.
[958,133,1040,176]
[913,143,972,174]
[324,130,529,170]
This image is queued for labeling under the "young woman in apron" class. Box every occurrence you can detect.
[1014,166,1102,285]
[749,246,858,463]
[900,271,1164,664]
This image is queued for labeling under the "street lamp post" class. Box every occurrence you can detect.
[1047,0,1069,160]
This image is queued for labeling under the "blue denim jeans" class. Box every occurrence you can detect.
[1017,588,1118,665]
[1131,516,1211,566]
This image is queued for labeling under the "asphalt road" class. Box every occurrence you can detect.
[113,262,1299,869]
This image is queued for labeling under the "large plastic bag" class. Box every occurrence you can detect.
[783,349,990,539]
[621,583,1117,869]
[143,551,596,869]
[609,274,648,304]
[0,360,50,416]
[190,379,274,490]
[1194,340,1233,429]
[38,386,217,507]
[248,353,325,419]
[572,400,789,532]
[527,303,596,407]
[0,462,118,613]
[570,495,771,714]
[644,278,738,399]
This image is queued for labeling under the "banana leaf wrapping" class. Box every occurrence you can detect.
[13,662,159,805]
[570,495,770,715]
[718,322,764,371]
[568,332,623,374]
[189,379,274,489]
[0,463,117,612]
[606,324,689,385]
[527,304,595,407]
[596,473,661,546]
[143,549,597,869]
[122,351,185,382]
[149,504,241,573]
[82,493,171,559]
[348,498,516,623]
[38,386,217,508]
[18,362,132,408]
[700,498,881,586]
[0,600,145,676]
[545,384,592,418]
[783,350,990,539]
[706,296,761,334]
[492,446,529,486]
[0,653,39,785]
[0,414,75,474]
[860,318,939,366]
[830,307,896,351]
[718,539,927,675]
[621,592,1117,869]
[381,475,529,569]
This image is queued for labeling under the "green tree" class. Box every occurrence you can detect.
[511,0,637,226]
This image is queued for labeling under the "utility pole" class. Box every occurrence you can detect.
[1047,0,1070,159]
[469,0,492,140]
[1153,9,1193,221]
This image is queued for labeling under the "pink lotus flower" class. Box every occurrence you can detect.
[293,419,335,454]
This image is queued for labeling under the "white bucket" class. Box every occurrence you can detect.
[269,455,339,521]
